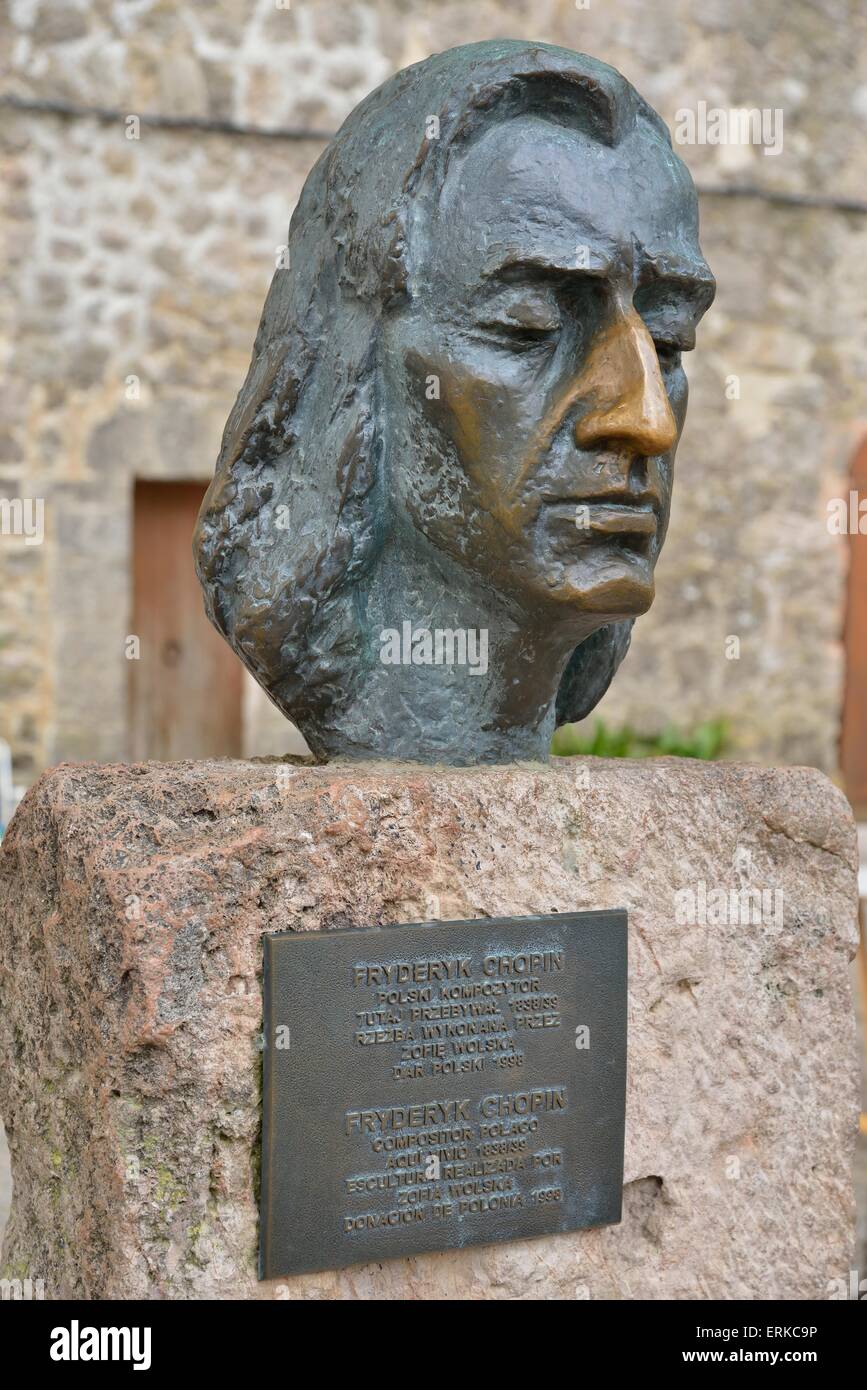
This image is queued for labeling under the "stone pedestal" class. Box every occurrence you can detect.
[0,757,859,1299]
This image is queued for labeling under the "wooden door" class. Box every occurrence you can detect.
[842,438,867,816]
[129,480,243,760]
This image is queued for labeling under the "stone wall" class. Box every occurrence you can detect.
[2,0,866,780]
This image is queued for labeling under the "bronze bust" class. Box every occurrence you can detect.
[195,40,714,764]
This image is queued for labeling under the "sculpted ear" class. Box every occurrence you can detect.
[555,619,635,727]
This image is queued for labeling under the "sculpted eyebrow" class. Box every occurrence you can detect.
[482,252,614,282]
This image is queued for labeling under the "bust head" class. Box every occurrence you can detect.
[195,40,714,763]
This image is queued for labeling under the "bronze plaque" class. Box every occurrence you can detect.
[260,910,627,1279]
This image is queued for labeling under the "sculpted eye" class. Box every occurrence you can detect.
[488,321,559,349]
[480,312,561,352]
[476,294,562,350]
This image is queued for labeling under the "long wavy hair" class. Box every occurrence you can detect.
[194,40,672,749]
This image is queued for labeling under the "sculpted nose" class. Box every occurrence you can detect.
[572,306,678,457]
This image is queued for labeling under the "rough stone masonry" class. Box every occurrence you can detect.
[0,757,859,1299]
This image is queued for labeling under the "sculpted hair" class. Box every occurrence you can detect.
[194,40,669,744]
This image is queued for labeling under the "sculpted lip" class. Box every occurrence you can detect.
[541,499,659,535]
[583,504,657,535]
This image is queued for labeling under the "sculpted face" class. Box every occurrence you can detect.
[386,114,715,628]
[196,44,718,762]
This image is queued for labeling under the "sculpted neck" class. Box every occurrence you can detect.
[305,536,590,765]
